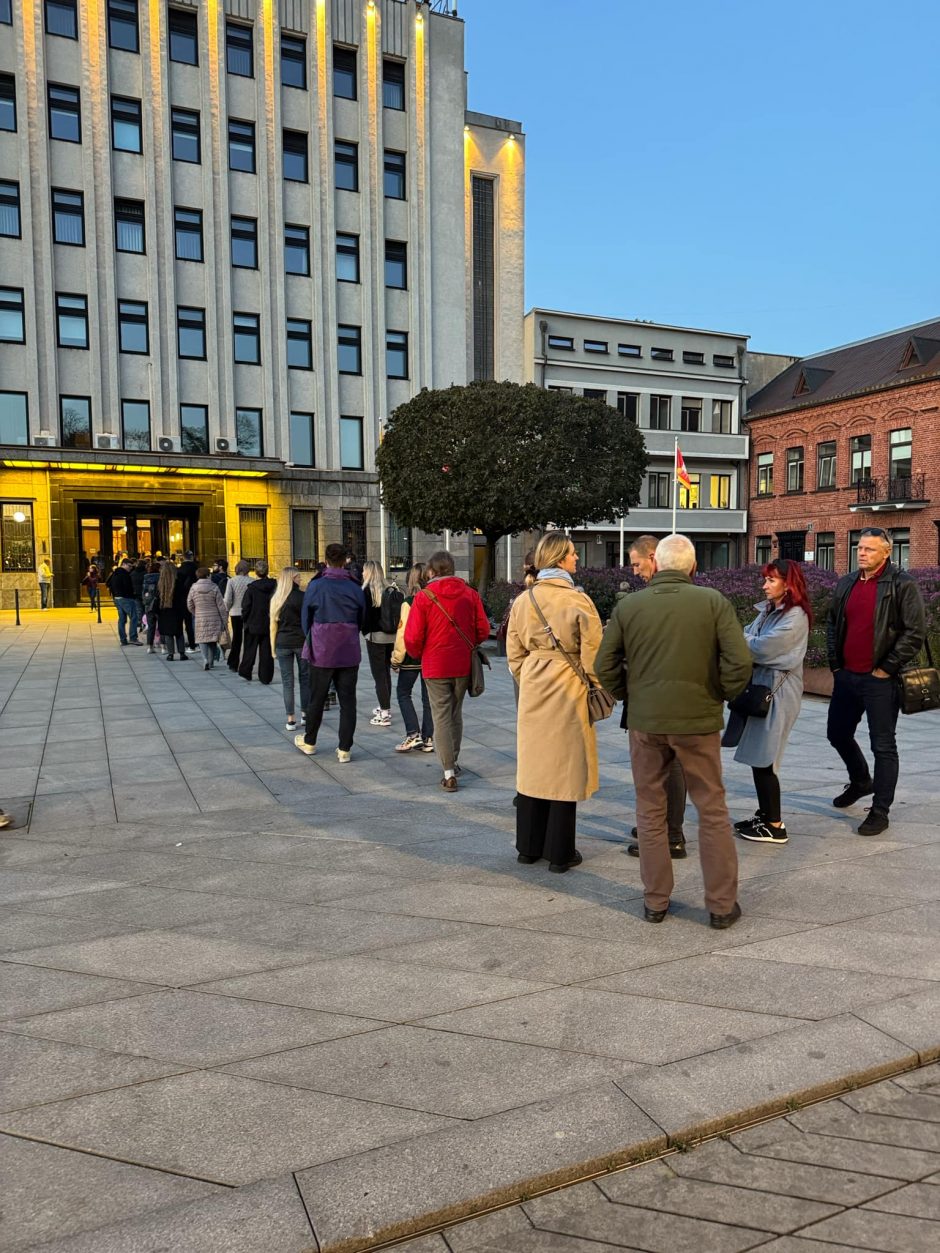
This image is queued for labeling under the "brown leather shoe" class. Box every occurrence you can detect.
[441,776,458,792]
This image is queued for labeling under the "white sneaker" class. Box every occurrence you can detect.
[371,706,382,717]
[294,734,316,756]
[420,737,435,753]
[370,711,392,726]
[395,733,423,753]
[336,748,351,763]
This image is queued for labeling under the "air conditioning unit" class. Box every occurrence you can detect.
[158,436,180,453]
[215,437,231,453]
[34,434,55,447]
[96,434,120,450]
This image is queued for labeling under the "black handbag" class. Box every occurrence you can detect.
[728,670,789,719]
[899,639,940,715]
[422,588,491,697]
[527,589,616,724]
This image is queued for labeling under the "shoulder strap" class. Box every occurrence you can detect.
[422,587,476,653]
[527,588,590,689]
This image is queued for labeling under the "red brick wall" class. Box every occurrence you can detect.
[746,379,940,572]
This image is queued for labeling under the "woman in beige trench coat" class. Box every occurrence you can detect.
[507,532,603,872]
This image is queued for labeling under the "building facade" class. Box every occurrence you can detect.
[0,0,524,606]
[523,309,750,568]
[745,318,940,573]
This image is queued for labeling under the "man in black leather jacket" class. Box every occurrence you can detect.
[826,528,926,836]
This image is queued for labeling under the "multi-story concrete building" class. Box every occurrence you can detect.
[0,0,524,606]
[523,309,750,568]
[746,317,940,572]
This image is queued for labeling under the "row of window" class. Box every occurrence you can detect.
[0,391,367,469]
[755,530,911,572]
[549,386,735,434]
[547,335,737,369]
[647,470,734,511]
[0,290,409,377]
[0,183,410,290]
[755,431,912,496]
[30,1,409,107]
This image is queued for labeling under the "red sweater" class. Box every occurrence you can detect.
[403,577,491,679]
[842,570,882,672]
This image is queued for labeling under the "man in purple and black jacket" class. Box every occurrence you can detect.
[296,542,367,763]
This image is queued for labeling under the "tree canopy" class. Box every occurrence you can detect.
[376,380,649,587]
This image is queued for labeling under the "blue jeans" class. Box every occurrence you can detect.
[396,668,433,739]
[276,647,311,718]
[114,597,139,644]
[39,583,51,608]
[827,669,901,812]
[199,642,220,667]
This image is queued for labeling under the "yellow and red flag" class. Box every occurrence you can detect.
[675,445,692,491]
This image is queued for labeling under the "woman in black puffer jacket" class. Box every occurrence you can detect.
[269,568,311,730]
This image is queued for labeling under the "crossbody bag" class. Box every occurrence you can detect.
[527,589,616,724]
[421,588,491,697]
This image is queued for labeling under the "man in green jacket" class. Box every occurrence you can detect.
[595,534,751,928]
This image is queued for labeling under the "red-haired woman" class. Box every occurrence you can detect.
[732,559,811,844]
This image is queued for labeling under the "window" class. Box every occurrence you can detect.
[332,232,358,282]
[816,440,836,488]
[471,176,495,381]
[786,446,804,492]
[386,515,412,571]
[383,58,405,109]
[384,150,406,199]
[45,0,77,38]
[283,129,308,182]
[385,240,406,289]
[0,288,25,343]
[712,399,733,433]
[648,472,671,508]
[651,346,673,361]
[387,330,408,379]
[117,300,148,354]
[108,0,138,53]
[1,502,35,572]
[335,140,358,191]
[0,392,28,445]
[286,318,312,369]
[340,416,364,470]
[114,199,145,253]
[547,335,574,351]
[230,216,258,268]
[0,180,21,238]
[111,96,141,152]
[889,428,912,482]
[180,404,208,454]
[333,46,356,99]
[338,324,361,374]
[755,535,772,566]
[233,312,260,365]
[285,224,310,275]
[756,451,773,496]
[56,293,88,348]
[548,385,572,393]
[680,397,702,432]
[713,354,736,369]
[60,396,91,448]
[618,343,642,358]
[174,207,203,261]
[226,22,253,76]
[848,530,862,570]
[229,120,256,173]
[584,339,608,354]
[238,506,267,560]
[177,306,205,359]
[616,392,638,422]
[815,532,835,571]
[850,434,872,483]
[683,350,705,365]
[584,389,607,402]
[48,84,80,142]
[649,395,671,430]
[168,7,198,65]
[121,399,150,450]
[171,108,200,163]
[341,509,367,557]
[678,473,700,510]
[235,408,263,458]
[0,74,15,134]
[281,34,306,89]
[292,509,319,569]
[710,474,731,509]
[892,528,910,570]
[0,1,10,23]
[289,412,315,467]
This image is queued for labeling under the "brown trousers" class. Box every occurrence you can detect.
[629,730,738,915]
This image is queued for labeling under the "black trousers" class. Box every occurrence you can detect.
[305,666,358,751]
[227,616,244,671]
[827,668,900,812]
[516,793,577,864]
[366,640,393,710]
[182,609,196,650]
[238,631,274,685]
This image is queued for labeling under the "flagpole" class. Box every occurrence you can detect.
[672,436,678,535]
[378,420,387,570]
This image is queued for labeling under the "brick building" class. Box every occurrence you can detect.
[745,319,940,573]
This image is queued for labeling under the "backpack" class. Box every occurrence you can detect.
[378,585,405,634]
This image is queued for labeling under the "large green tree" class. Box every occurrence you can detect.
[376,380,648,589]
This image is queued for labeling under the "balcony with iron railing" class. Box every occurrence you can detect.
[851,472,929,512]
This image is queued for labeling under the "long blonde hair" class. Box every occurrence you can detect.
[362,559,390,608]
[156,560,176,606]
[269,567,299,643]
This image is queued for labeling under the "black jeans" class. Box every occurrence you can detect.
[827,669,900,812]
[238,631,274,685]
[516,794,577,864]
[396,668,433,740]
[227,616,244,671]
[182,609,196,650]
[305,666,358,751]
[366,640,393,710]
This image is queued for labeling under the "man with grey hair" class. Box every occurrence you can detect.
[596,534,751,928]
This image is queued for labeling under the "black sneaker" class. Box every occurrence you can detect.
[734,811,765,835]
[738,820,788,844]
[833,780,874,808]
[627,840,687,859]
[858,807,889,837]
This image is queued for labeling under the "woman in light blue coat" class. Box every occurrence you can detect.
[733,559,811,845]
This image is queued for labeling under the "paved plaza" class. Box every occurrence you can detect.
[1,611,938,1251]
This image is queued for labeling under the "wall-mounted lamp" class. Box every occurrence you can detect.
[12,510,26,523]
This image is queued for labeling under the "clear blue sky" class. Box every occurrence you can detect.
[461,0,940,357]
